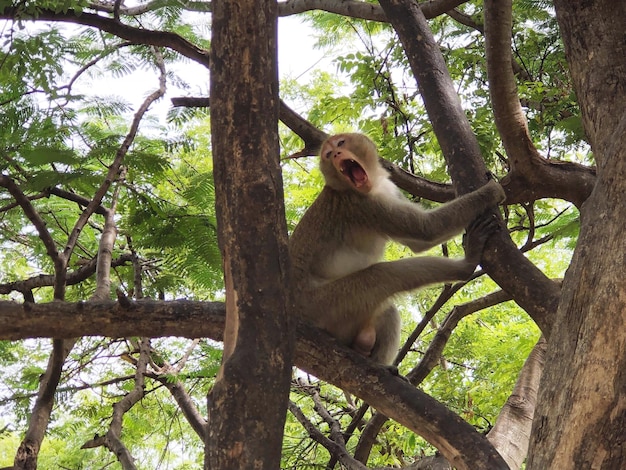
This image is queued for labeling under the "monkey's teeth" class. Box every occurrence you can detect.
[340,160,357,173]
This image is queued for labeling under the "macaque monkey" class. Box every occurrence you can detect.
[289,133,505,365]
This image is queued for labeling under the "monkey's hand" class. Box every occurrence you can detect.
[481,179,506,205]
[463,213,500,267]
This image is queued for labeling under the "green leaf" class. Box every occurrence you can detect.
[21,147,80,166]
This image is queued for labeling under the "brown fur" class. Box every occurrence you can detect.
[289,133,505,364]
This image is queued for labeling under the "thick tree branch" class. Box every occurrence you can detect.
[378,0,560,336]
[0,7,210,67]
[206,1,294,467]
[277,0,469,22]
[0,299,506,470]
[484,0,596,208]
[172,96,457,202]
[0,1,470,74]
[354,289,513,463]
[279,101,330,157]
[487,336,546,469]
[13,338,73,469]
[87,0,469,22]
[552,0,626,160]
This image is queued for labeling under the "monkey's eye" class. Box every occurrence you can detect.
[325,151,332,159]
[337,139,345,147]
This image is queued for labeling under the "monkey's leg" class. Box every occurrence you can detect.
[305,213,499,357]
[351,322,376,356]
[370,304,401,365]
[306,256,475,333]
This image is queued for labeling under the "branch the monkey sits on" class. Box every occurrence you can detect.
[289,133,505,365]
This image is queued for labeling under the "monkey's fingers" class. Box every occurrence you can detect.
[464,213,500,262]
[471,214,500,240]
[464,212,496,246]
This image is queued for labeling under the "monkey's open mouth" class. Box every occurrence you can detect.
[340,159,368,187]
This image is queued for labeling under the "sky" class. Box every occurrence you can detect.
[100,14,329,124]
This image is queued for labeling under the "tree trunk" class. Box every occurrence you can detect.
[487,337,546,469]
[206,0,294,468]
[527,1,626,467]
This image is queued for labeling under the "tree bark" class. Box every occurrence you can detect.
[483,0,595,209]
[0,299,505,469]
[527,1,626,468]
[377,0,560,336]
[206,0,294,468]
[487,337,546,469]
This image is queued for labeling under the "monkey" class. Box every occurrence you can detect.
[289,133,506,365]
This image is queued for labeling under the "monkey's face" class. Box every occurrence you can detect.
[319,133,379,194]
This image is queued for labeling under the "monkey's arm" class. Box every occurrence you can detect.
[301,215,497,336]
[374,179,505,252]
[304,256,474,334]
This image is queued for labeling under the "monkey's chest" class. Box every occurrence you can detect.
[314,235,386,283]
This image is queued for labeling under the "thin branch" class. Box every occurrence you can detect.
[407,290,513,385]
[0,176,59,264]
[170,96,331,158]
[47,187,109,215]
[0,7,210,66]
[63,47,167,262]
[0,374,136,406]
[288,400,369,470]
[149,372,207,440]
[89,0,211,16]
[447,8,484,33]
[0,190,47,213]
[82,339,151,469]
[62,41,134,95]
[0,254,134,295]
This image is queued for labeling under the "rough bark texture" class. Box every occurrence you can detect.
[206,0,294,468]
[277,0,467,22]
[377,0,560,336]
[527,0,626,468]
